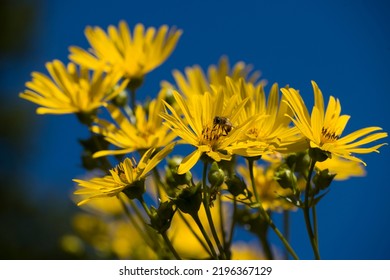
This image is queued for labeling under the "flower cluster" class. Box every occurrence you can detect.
[20,21,387,260]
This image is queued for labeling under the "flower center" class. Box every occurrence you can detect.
[200,116,233,147]
[321,127,339,144]
[201,124,222,146]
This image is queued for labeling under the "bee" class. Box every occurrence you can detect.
[213,116,234,136]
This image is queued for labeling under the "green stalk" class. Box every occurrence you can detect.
[118,195,154,249]
[218,195,227,255]
[202,162,227,259]
[226,197,237,252]
[161,232,182,260]
[283,210,291,260]
[303,159,321,260]
[191,213,218,259]
[247,158,299,260]
[178,211,213,257]
[137,197,181,260]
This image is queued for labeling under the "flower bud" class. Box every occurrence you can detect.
[127,76,144,92]
[173,183,202,216]
[165,157,192,188]
[163,88,176,106]
[112,89,129,107]
[225,175,248,197]
[313,168,336,191]
[122,179,146,200]
[208,162,225,187]
[76,109,97,126]
[309,147,330,162]
[149,201,175,233]
[274,165,297,190]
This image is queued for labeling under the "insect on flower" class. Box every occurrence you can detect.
[213,116,234,136]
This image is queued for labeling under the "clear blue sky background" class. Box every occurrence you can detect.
[3,0,390,259]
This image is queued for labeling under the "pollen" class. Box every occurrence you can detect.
[201,124,221,145]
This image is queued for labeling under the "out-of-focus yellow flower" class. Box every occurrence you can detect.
[19,60,128,115]
[163,56,265,98]
[69,211,157,259]
[230,242,265,260]
[224,78,304,158]
[237,163,298,211]
[73,143,175,205]
[92,92,177,158]
[169,202,222,259]
[315,156,366,180]
[69,21,182,80]
[282,81,387,165]
[160,88,258,174]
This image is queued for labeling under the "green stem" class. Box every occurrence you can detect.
[283,210,290,260]
[178,212,212,257]
[137,197,181,260]
[118,195,154,249]
[161,232,182,260]
[218,195,227,255]
[258,227,274,260]
[138,197,152,217]
[127,199,159,247]
[303,159,321,260]
[192,213,218,259]
[247,158,299,260]
[312,205,318,246]
[202,162,226,259]
[131,89,136,112]
[226,197,237,251]
[152,168,163,202]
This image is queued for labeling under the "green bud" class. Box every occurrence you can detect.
[173,183,202,216]
[165,157,192,188]
[112,89,129,107]
[274,164,297,190]
[313,168,336,191]
[122,179,146,200]
[225,175,248,197]
[164,88,176,106]
[76,109,97,126]
[149,201,175,233]
[285,153,298,169]
[127,76,144,92]
[309,147,330,162]
[295,152,311,174]
[208,162,225,187]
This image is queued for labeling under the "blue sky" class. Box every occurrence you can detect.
[4,0,390,259]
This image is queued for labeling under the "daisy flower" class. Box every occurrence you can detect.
[91,91,176,158]
[19,60,128,115]
[162,56,265,98]
[160,88,256,174]
[73,143,175,205]
[281,81,387,165]
[223,78,304,158]
[69,21,182,80]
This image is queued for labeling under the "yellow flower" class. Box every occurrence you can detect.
[281,81,387,165]
[160,88,255,174]
[68,210,157,259]
[163,56,265,98]
[69,21,182,79]
[315,156,366,180]
[237,163,299,211]
[224,78,304,157]
[73,143,175,205]
[19,60,129,115]
[91,91,177,158]
[169,199,224,259]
